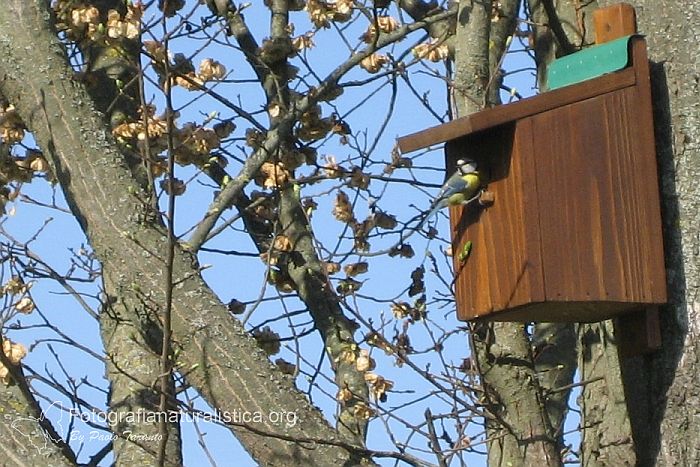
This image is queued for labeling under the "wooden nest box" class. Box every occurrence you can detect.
[397,10,666,324]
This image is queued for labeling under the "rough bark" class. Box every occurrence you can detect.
[532,323,577,450]
[68,1,184,463]
[99,286,183,466]
[578,322,635,466]
[278,186,369,445]
[453,0,492,114]
[488,0,521,104]
[473,323,562,467]
[0,365,75,466]
[597,1,700,465]
[0,2,366,465]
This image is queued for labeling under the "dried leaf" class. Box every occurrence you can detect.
[292,33,315,51]
[213,120,236,138]
[268,102,282,118]
[259,251,277,266]
[355,349,375,372]
[297,108,333,141]
[395,332,412,356]
[160,178,186,196]
[352,218,373,252]
[198,58,226,81]
[348,166,370,189]
[374,211,397,230]
[365,372,394,402]
[159,0,185,17]
[273,235,293,252]
[353,402,375,420]
[245,128,264,148]
[360,16,399,42]
[3,277,26,295]
[360,53,390,73]
[333,191,355,223]
[331,116,351,136]
[255,162,290,189]
[227,299,246,315]
[336,277,362,296]
[408,266,425,296]
[412,39,449,62]
[391,301,411,319]
[322,155,343,178]
[323,261,341,275]
[251,326,281,356]
[14,297,34,314]
[2,339,27,365]
[337,386,353,403]
[389,244,414,258]
[275,358,297,375]
[344,262,368,277]
[27,152,49,173]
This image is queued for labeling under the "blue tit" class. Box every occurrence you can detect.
[424,158,481,222]
[398,159,481,244]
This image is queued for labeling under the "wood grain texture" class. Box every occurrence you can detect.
[590,4,662,354]
[617,30,666,352]
[594,3,637,44]
[532,86,666,310]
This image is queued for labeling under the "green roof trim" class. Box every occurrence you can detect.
[547,35,634,91]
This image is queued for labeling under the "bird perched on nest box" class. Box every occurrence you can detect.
[426,158,481,219]
[399,159,481,243]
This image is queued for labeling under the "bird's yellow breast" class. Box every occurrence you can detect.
[446,172,480,206]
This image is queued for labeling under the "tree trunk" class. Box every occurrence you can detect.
[0,369,75,466]
[598,1,700,465]
[578,321,635,466]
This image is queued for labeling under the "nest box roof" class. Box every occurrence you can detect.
[397,35,643,155]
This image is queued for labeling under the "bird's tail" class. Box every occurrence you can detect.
[399,190,484,244]
[398,198,444,244]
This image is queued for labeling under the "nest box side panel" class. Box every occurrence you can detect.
[599,86,666,303]
[450,122,545,321]
[531,87,666,312]
[629,37,668,303]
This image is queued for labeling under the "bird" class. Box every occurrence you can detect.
[424,158,481,221]
[399,158,481,243]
